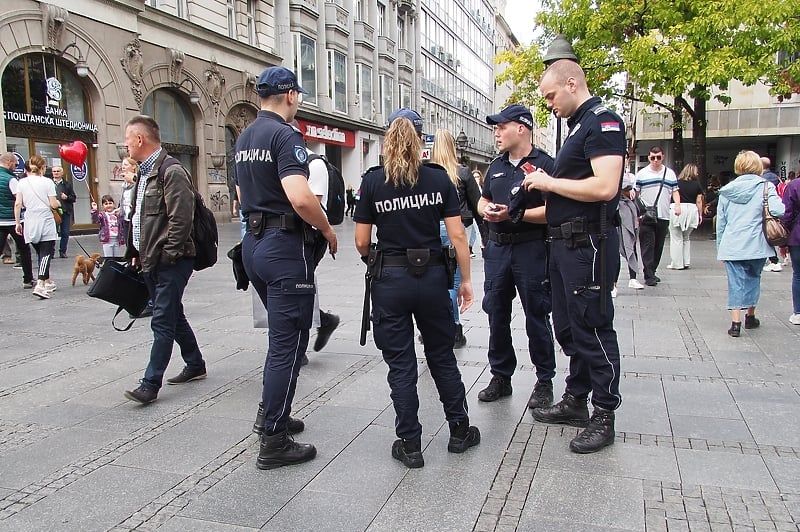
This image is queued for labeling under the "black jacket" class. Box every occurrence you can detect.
[54,178,77,215]
[456,165,482,226]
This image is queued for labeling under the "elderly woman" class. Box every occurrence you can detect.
[717,150,785,337]
[668,163,704,270]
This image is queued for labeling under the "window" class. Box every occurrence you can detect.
[294,34,317,105]
[354,0,366,21]
[176,0,188,18]
[377,3,386,36]
[226,0,236,39]
[379,74,393,117]
[398,17,406,49]
[142,90,195,146]
[356,64,373,121]
[246,0,257,45]
[328,50,347,113]
[399,84,411,108]
[145,0,158,7]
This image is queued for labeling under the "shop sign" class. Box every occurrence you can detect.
[70,162,88,181]
[3,111,98,133]
[421,148,431,160]
[296,119,355,148]
[12,152,25,177]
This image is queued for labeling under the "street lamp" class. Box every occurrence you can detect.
[543,35,579,154]
[174,77,201,105]
[456,130,469,163]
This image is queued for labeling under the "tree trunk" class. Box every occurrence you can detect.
[671,97,685,171]
[692,95,708,189]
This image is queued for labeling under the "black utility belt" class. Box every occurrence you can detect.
[382,254,445,267]
[246,212,298,236]
[488,228,546,245]
[367,247,456,289]
[547,220,606,240]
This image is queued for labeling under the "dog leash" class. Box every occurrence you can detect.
[70,237,103,266]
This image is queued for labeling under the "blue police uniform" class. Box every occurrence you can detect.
[546,96,624,411]
[236,109,315,436]
[481,148,557,386]
[354,163,469,442]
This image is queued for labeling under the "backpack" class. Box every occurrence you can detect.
[157,157,219,271]
[308,154,346,225]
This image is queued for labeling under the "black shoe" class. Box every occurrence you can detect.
[391,437,424,468]
[527,380,554,409]
[124,383,158,404]
[313,312,340,352]
[728,321,742,337]
[654,275,661,283]
[256,430,316,470]
[453,324,467,349]
[166,366,207,385]
[569,407,615,454]
[645,278,658,286]
[478,375,512,402]
[59,252,67,258]
[252,403,305,435]
[447,419,481,453]
[531,393,589,427]
[744,315,760,329]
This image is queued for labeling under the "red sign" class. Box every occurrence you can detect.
[296,119,355,148]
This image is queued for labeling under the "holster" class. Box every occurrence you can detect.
[247,212,265,238]
[443,246,456,289]
[565,217,589,249]
[406,248,430,278]
[360,244,380,346]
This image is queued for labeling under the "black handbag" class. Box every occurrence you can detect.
[226,242,250,291]
[87,260,150,331]
[640,168,667,226]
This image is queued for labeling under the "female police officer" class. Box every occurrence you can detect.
[354,109,480,468]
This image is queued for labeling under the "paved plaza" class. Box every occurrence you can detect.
[0,221,799,532]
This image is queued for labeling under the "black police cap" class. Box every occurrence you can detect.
[256,66,308,97]
[486,104,534,130]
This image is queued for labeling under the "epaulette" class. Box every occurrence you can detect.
[592,105,609,115]
[362,165,383,178]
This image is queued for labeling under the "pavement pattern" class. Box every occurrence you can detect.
[0,221,798,532]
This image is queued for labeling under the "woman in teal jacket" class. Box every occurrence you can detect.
[717,150,785,337]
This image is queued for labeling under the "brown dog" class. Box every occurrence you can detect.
[71,253,102,286]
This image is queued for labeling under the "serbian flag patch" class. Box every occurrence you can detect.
[600,121,621,132]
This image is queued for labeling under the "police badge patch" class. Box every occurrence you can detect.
[293,146,308,164]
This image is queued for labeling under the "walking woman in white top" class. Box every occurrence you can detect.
[14,154,60,299]
[668,163,704,270]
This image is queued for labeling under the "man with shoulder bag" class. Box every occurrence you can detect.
[122,115,207,404]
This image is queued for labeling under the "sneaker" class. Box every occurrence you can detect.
[44,280,56,292]
[59,252,67,258]
[166,366,207,385]
[763,263,782,272]
[32,283,50,299]
[478,375,512,402]
[790,314,800,325]
[13,263,22,269]
[628,279,645,290]
[447,419,481,453]
[654,275,661,282]
[124,383,158,404]
[313,312,340,352]
[22,281,35,289]
[527,380,554,409]
[782,257,790,266]
[666,263,676,269]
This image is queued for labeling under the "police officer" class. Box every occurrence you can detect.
[476,104,557,410]
[236,66,337,470]
[354,108,480,468]
[524,60,624,454]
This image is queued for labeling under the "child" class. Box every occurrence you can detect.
[91,195,125,258]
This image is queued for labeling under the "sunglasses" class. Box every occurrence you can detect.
[649,155,663,160]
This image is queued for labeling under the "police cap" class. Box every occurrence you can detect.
[256,66,308,98]
[387,108,424,134]
[486,104,534,130]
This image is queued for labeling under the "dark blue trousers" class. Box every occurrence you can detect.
[481,239,556,381]
[142,257,204,389]
[57,211,71,255]
[243,228,315,436]
[371,265,468,440]
[549,233,622,410]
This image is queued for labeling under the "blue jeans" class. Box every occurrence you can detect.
[58,211,71,255]
[142,257,204,389]
[723,259,764,310]
[439,221,462,324]
[790,245,800,314]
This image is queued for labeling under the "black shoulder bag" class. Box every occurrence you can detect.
[640,168,667,226]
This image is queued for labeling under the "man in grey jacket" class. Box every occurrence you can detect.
[123,115,206,404]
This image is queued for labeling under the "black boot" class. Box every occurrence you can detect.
[447,419,480,453]
[313,311,340,352]
[478,375,512,402]
[531,393,589,427]
[391,437,424,468]
[453,324,467,349]
[569,407,615,454]
[527,380,554,409]
[728,321,742,337]
[256,430,316,470]
[744,314,760,329]
[252,403,305,435]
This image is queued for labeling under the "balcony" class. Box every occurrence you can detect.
[354,20,375,49]
[325,2,349,40]
[397,0,414,15]
[289,0,318,16]
[398,47,413,72]
[378,36,396,61]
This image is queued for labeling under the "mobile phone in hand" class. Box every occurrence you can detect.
[521,162,536,174]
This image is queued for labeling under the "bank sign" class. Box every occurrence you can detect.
[2,75,98,133]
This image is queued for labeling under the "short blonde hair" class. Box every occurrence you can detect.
[734,150,763,176]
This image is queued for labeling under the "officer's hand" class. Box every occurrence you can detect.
[323,227,338,257]
[483,203,509,222]
[458,281,474,313]
[523,169,553,192]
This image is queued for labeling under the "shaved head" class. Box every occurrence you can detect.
[539,59,591,119]
[541,59,587,88]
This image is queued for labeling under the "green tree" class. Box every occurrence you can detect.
[497,0,800,180]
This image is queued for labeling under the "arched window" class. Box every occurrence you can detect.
[142,89,198,179]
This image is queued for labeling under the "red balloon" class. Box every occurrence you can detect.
[58,141,88,167]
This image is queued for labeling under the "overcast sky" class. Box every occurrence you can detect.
[503,0,539,45]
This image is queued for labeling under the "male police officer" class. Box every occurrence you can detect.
[236,66,337,470]
[523,59,624,454]
[477,104,557,410]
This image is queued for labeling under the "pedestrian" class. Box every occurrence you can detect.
[430,128,482,348]
[760,157,780,187]
[122,115,207,404]
[667,163,703,270]
[51,166,76,258]
[119,156,138,242]
[354,108,479,469]
[636,146,680,285]
[90,195,125,258]
[761,157,783,272]
[476,104,557,412]
[345,186,356,217]
[780,170,800,325]
[0,153,34,288]
[236,66,337,470]
[716,150,785,337]
[524,59,625,454]
[13,155,59,299]
[618,171,645,291]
